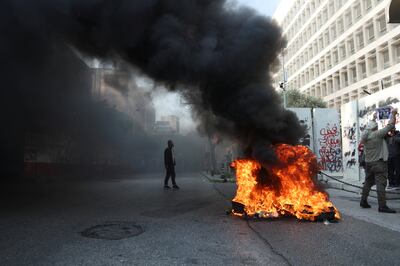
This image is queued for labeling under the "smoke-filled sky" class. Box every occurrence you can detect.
[2,0,304,167]
[154,0,280,134]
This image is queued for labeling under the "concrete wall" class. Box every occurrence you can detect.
[340,85,400,181]
[289,108,343,177]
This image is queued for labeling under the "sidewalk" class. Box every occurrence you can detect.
[203,172,400,233]
[318,173,400,200]
[201,171,235,183]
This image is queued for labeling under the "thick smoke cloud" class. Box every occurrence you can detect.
[1,0,305,167]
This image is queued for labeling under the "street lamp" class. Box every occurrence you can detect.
[281,47,287,109]
[280,82,287,108]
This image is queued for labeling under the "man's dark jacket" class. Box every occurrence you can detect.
[164,147,175,166]
[387,131,400,157]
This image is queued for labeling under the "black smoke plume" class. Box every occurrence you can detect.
[1,0,305,174]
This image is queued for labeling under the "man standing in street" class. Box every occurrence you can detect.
[386,129,400,189]
[164,140,179,189]
[360,108,397,213]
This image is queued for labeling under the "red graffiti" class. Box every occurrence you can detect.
[318,124,342,173]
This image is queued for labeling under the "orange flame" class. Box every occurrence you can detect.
[231,144,340,221]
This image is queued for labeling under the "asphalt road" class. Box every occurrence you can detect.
[1,173,400,266]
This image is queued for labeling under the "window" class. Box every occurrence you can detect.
[354,4,361,19]
[331,26,337,39]
[369,55,377,73]
[326,55,332,67]
[323,8,328,22]
[367,24,375,40]
[333,50,339,63]
[325,32,330,45]
[334,76,340,89]
[348,39,355,53]
[327,80,333,94]
[340,45,346,59]
[382,49,390,68]
[378,16,387,32]
[383,76,392,89]
[395,44,400,59]
[329,2,335,16]
[351,67,357,82]
[359,61,366,78]
[357,32,364,48]
[338,19,344,33]
[345,12,352,26]
[342,72,349,87]
[363,0,372,10]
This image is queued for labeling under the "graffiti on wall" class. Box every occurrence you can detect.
[299,118,312,148]
[343,123,357,169]
[318,123,342,173]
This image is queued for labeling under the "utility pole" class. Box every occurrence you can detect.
[281,47,287,109]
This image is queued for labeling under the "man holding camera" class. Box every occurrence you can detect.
[360,108,398,213]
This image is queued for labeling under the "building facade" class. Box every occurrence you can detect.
[154,115,180,135]
[161,115,180,134]
[91,65,156,133]
[274,0,400,109]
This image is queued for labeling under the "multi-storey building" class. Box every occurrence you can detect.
[90,62,156,133]
[273,0,400,109]
[161,115,180,134]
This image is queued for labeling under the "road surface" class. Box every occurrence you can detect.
[1,173,399,265]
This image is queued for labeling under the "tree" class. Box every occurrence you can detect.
[280,89,327,108]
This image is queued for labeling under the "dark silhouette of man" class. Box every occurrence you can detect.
[164,140,179,189]
[386,129,400,189]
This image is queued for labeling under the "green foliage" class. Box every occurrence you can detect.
[281,89,327,108]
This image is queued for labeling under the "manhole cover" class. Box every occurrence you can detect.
[81,221,144,240]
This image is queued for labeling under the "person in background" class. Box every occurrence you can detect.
[386,129,400,189]
[164,140,179,189]
[360,108,397,213]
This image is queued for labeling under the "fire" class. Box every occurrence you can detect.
[231,144,340,221]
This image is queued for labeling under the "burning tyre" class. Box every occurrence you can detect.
[230,144,340,222]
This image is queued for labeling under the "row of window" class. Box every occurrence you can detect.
[283,0,385,71]
[285,39,400,94]
[284,13,389,83]
[317,73,400,109]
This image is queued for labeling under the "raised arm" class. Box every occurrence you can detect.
[376,109,397,138]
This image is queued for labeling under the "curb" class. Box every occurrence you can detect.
[319,176,400,200]
[201,172,236,183]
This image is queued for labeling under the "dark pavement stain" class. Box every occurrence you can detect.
[184,258,199,265]
[81,221,144,240]
[141,201,212,218]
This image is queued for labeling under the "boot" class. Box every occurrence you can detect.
[360,200,371,209]
[378,206,396,213]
